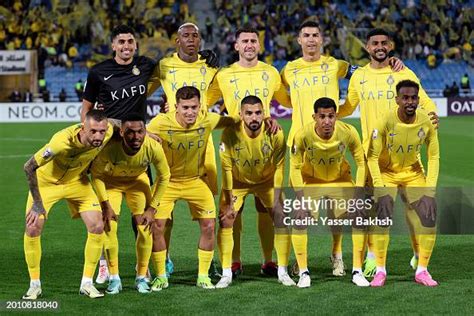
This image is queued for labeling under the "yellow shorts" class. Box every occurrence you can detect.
[25,176,101,219]
[222,180,274,212]
[203,136,218,195]
[303,181,355,219]
[106,173,152,216]
[155,178,216,220]
[380,170,427,205]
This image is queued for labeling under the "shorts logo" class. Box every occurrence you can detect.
[42,147,53,159]
[372,129,378,139]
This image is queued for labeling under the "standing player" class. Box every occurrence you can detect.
[22,110,112,299]
[216,96,292,288]
[90,114,170,294]
[146,86,241,290]
[147,22,220,276]
[290,97,366,287]
[207,27,290,276]
[366,80,439,287]
[338,28,439,276]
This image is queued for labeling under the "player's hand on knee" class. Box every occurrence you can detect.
[100,201,116,232]
[263,117,281,135]
[26,202,46,227]
[219,203,235,225]
[376,194,394,221]
[142,207,156,232]
[388,56,405,72]
[428,112,439,129]
[198,49,219,68]
[411,195,437,227]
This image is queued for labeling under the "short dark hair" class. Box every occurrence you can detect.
[111,25,136,41]
[176,86,201,103]
[241,95,263,108]
[299,20,320,33]
[396,80,420,94]
[85,109,107,122]
[121,112,145,125]
[235,26,259,40]
[313,97,337,113]
[366,28,391,41]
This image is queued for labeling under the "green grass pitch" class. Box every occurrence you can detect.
[0,117,472,314]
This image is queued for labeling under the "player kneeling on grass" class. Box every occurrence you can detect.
[289,97,366,287]
[90,114,170,294]
[216,96,293,288]
[23,110,113,299]
[367,80,439,287]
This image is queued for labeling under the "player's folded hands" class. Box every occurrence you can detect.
[411,195,437,227]
[376,194,394,222]
[142,207,156,232]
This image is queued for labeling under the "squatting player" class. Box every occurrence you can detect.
[338,28,439,276]
[22,110,112,299]
[290,97,366,288]
[366,80,439,287]
[90,114,170,294]
[207,26,290,276]
[216,96,291,288]
[146,86,242,290]
[147,22,220,276]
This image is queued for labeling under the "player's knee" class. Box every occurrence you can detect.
[87,220,104,234]
[201,220,215,237]
[25,224,43,237]
[219,216,234,229]
[153,220,166,235]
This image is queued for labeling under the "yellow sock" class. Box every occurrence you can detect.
[83,232,105,278]
[258,211,274,263]
[372,230,390,268]
[332,232,343,256]
[104,220,119,275]
[198,249,214,277]
[232,213,242,262]
[217,228,233,269]
[136,225,153,277]
[24,234,41,280]
[274,231,290,267]
[406,209,420,255]
[291,231,308,271]
[418,233,436,267]
[151,250,167,277]
[351,229,367,269]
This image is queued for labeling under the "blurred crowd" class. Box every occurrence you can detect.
[213,0,473,68]
[0,0,193,72]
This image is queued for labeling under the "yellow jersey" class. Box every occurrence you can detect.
[281,56,350,146]
[33,123,113,184]
[147,111,239,181]
[290,120,365,187]
[339,64,437,152]
[220,123,285,189]
[90,136,171,209]
[367,108,439,189]
[207,61,290,117]
[148,52,218,110]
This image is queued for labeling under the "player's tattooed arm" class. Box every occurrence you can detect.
[24,157,46,225]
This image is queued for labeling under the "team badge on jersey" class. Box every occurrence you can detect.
[417,128,425,139]
[338,142,346,153]
[262,71,269,82]
[219,142,225,152]
[132,65,140,76]
[42,147,54,159]
[321,62,329,71]
[372,128,378,139]
[261,143,271,155]
[387,75,394,86]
